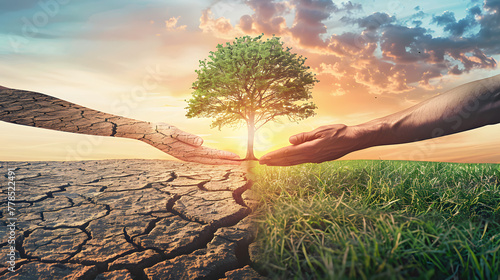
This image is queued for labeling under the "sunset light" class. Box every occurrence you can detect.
[1,0,500,163]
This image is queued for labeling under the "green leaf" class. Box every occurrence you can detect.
[185,34,318,157]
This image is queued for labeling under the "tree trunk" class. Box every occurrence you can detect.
[245,114,257,160]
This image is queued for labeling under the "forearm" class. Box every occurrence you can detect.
[0,87,240,164]
[0,88,154,140]
[355,74,500,148]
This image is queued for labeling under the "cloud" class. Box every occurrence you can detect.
[199,9,240,38]
[379,23,496,77]
[317,54,418,95]
[339,1,362,13]
[322,1,499,92]
[484,0,500,11]
[289,0,338,47]
[237,0,290,35]
[355,12,393,32]
[380,25,431,63]
[165,16,187,31]
[199,0,500,95]
[412,20,423,27]
[474,0,500,53]
[432,10,477,37]
[432,11,456,26]
[200,0,363,47]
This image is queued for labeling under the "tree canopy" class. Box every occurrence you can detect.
[186,34,318,159]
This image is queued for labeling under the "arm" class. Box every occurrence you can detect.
[260,74,500,166]
[0,88,240,165]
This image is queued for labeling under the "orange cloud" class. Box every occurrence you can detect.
[238,0,291,35]
[198,0,499,96]
[199,9,242,39]
[166,16,187,31]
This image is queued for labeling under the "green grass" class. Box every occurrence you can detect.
[251,160,500,280]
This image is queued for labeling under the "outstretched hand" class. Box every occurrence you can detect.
[141,123,241,165]
[259,124,366,166]
[0,87,240,165]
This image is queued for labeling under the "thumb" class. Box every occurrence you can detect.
[289,130,319,145]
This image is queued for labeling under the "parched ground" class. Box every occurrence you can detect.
[0,160,264,280]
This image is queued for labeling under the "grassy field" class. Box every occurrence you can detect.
[251,160,500,280]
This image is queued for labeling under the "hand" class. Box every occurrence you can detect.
[259,124,365,166]
[140,123,241,165]
[0,87,241,164]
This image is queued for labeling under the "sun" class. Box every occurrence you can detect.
[217,125,279,158]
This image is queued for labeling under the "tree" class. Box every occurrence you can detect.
[186,34,318,160]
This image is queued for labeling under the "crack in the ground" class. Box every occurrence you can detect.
[197,180,211,191]
[233,179,253,208]
[0,160,263,279]
[20,220,94,264]
[165,194,181,213]
[166,195,209,226]
[68,233,138,267]
[125,176,253,279]
[13,184,68,205]
[85,173,136,184]
[235,241,252,267]
[15,232,28,261]
[133,192,253,278]
[70,248,139,276]
[65,222,93,263]
[65,196,75,207]
[221,170,232,181]
[9,172,42,181]
[132,217,163,241]
[152,182,199,197]
[123,228,142,251]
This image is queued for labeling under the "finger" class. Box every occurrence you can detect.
[260,140,314,161]
[218,150,241,159]
[186,145,240,160]
[260,152,309,166]
[175,149,241,165]
[173,131,204,146]
[289,130,320,145]
[259,143,316,166]
[156,123,203,146]
[182,156,242,165]
[167,141,241,162]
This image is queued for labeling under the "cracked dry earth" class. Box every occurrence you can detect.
[0,160,265,280]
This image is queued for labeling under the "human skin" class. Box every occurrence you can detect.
[0,87,240,165]
[260,74,500,166]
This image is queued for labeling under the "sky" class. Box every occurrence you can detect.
[1,0,500,163]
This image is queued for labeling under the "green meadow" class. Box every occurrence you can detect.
[251,160,500,279]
